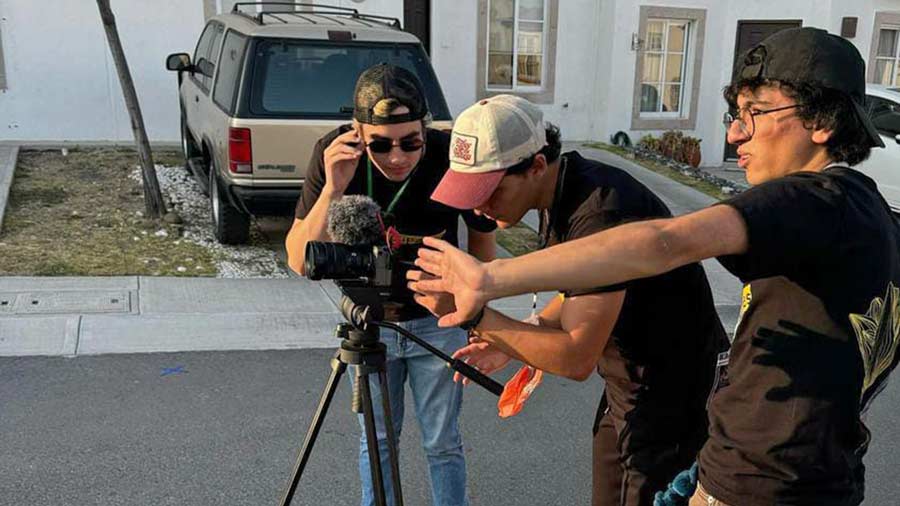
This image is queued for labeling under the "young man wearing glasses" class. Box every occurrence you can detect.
[286,63,496,506]
[409,28,899,505]
[412,94,729,506]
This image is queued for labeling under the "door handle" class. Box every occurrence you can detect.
[194,96,199,103]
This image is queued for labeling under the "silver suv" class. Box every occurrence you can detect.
[165,3,451,243]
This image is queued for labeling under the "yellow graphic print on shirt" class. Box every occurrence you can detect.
[733,284,753,340]
[850,282,900,411]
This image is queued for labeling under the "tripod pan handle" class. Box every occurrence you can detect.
[451,359,504,396]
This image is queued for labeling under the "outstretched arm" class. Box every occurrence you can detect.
[409,204,747,326]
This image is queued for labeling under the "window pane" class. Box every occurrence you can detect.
[664,53,683,82]
[518,21,543,55]
[194,23,216,63]
[640,84,661,112]
[488,0,514,87]
[646,21,664,51]
[517,54,542,85]
[667,23,686,52]
[213,31,248,112]
[519,0,544,21]
[877,29,898,57]
[663,84,681,112]
[489,0,514,51]
[875,59,895,86]
[489,53,514,87]
[250,41,451,120]
[642,53,662,82]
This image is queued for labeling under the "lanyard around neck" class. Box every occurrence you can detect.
[539,154,568,250]
[367,158,415,216]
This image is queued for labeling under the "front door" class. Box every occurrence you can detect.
[724,20,802,161]
[404,0,430,54]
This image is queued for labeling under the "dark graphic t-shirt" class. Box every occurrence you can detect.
[546,152,728,439]
[699,167,900,506]
[296,125,496,321]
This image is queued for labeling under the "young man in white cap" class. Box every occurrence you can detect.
[410,28,900,505]
[285,63,496,506]
[411,94,729,506]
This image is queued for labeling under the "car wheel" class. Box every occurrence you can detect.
[181,111,201,165]
[209,159,250,245]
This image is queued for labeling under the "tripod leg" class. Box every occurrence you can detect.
[377,369,404,506]
[358,372,389,506]
[279,352,346,506]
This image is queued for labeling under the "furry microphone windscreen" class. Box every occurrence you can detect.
[327,195,384,246]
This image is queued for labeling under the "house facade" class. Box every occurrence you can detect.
[1,0,899,167]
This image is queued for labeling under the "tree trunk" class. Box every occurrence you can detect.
[96,0,166,218]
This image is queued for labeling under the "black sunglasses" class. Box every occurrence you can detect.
[366,137,425,154]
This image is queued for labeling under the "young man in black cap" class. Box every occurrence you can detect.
[413,94,728,506]
[286,63,496,506]
[409,28,899,505]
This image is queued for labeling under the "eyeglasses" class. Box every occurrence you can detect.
[366,137,425,154]
[722,104,803,139]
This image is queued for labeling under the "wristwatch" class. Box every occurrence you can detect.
[458,307,486,332]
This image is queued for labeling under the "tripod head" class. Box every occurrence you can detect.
[336,284,504,397]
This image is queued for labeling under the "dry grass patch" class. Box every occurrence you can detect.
[0,148,218,276]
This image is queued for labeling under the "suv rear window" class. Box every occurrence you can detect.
[247,40,451,120]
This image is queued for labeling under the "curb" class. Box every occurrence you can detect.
[0,145,19,234]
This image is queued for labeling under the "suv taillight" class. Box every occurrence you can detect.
[228,127,252,173]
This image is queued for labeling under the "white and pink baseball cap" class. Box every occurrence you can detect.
[431,94,546,209]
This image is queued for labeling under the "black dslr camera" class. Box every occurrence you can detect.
[303,195,405,300]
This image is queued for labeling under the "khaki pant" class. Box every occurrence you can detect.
[687,483,734,506]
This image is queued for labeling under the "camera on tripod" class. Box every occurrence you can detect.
[280,196,504,506]
[303,194,408,301]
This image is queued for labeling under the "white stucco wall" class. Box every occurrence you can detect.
[0,0,206,143]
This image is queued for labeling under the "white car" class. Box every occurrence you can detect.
[858,84,900,212]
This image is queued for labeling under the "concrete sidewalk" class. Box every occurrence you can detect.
[0,276,558,357]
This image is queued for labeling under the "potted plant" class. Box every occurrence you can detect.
[682,136,702,167]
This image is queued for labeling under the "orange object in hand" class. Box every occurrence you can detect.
[498,365,543,418]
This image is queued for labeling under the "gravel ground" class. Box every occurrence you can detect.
[131,165,291,279]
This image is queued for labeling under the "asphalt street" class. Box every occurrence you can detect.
[0,350,601,505]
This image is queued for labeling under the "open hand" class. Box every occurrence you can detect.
[408,270,457,317]
[407,237,491,327]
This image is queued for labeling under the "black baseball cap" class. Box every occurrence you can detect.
[353,63,429,125]
[735,27,885,148]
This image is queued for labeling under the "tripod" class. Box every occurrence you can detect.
[279,294,504,506]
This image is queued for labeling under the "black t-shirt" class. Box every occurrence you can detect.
[699,167,900,506]
[546,152,728,435]
[296,125,496,321]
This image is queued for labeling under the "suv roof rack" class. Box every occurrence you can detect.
[231,2,401,29]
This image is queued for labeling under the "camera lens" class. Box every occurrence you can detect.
[305,241,376,280]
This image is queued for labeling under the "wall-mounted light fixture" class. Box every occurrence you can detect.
[631,33,643,51]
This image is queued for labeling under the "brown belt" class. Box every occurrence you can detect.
[690,483,734,506]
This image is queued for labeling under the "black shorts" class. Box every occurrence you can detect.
[591,393,708,506]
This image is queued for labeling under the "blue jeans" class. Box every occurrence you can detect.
[352,315,469,506]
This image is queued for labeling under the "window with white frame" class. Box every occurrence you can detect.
[486,0,546,91]
[874,26,900,86]
[640,19,691,116]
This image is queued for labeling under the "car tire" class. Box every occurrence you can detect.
[209,159,250,245]
[180,110,201,165]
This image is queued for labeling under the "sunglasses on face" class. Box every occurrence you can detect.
[365,136,425,154]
